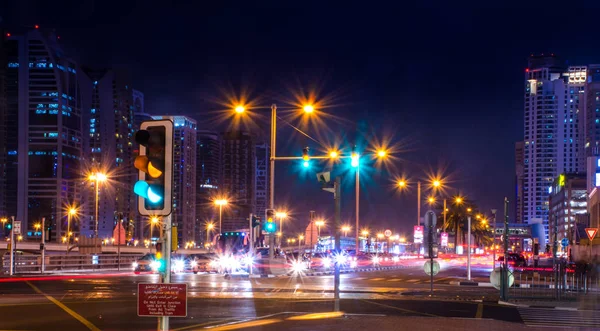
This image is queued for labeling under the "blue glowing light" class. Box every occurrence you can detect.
[134,181,149,198]
[303,161,309,168]
[147,187,162,203]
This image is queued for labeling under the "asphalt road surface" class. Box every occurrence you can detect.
[0,266,591,330]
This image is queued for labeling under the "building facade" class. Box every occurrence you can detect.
[195,130,220,245]
[152,115,197,246]
[220,131,256,232]
[523,55,586,242]
[80,68,135,239]
[2,28,83,241]
[548,173,587,250]
[515,141,525,223]
[254,142,269,221]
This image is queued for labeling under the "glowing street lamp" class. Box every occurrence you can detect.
[235,105,245,114]
[315,220,325,237]
[206,222,215,245]
[398,180,407,188]
[214,199,228,234]
[88,171,108,238]
[65,206,78,253]
[377,150,387,158]
[276,212,288,246]
[427,196,436,205]
[341,225,351,237]
[329,150,339,158]
[361,230,370,237]
[303,104,314,113]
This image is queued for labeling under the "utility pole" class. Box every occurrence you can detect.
[248,213,253,275]
[491,209,497,270]
[467,216,471,281]
[500,197,509,301]
[41,217,45,274]
[9,216,14,276]
[334,176,341,312]
[269,104,276,259]
[158,214,172,331]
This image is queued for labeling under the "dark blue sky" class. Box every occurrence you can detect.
[5,1,600,235]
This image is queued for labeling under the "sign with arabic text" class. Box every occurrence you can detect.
[138,283,187,317]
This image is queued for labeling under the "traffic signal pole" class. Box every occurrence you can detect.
[9,216,14,276]
[158,214,172,331]
[334,176,341,312]
[269,104,276,259]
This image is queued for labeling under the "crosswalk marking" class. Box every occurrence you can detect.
[387,278,402,282]
[353,277,365,280]
[370,278,385,281]
[518,307,600,328]
[406,279,419,283]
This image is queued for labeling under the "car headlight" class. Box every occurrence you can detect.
[372,256,380,264]
[150,261,161,270]
[392,256,399,263]
[242,256,254,266]
[350,260,358,268]
[291,261,306,273]
[175,260,184,270]
[335,254,347,265]
[209,260,218,268]
[323,258,332,268]
[191,261,197,267]
[132,262,138,269]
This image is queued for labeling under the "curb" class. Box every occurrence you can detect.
[249,274,276,278]
[300,265,409,277]
[498,300,579,311]
[449,281,493,287]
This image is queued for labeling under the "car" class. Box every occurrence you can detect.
[309,253,332,270]
[133,253,156,272]
[498,253,528,267]
[191,254,219,274]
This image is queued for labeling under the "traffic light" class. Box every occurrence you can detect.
[264,209,276,233]
[134,120,173,216]
[302,147,310,168]
[154,242,166,273]
[252,215,260,228]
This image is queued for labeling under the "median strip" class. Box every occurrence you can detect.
[26,281,100,331]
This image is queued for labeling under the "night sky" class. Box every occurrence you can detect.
[4,2,600,236]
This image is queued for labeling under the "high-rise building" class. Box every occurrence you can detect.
[585,64,600,157]
[548,173,587,250]
[220,131,256,231]
[80,68,135,239]
[152,115,197,245]
[2,29,83,241]
[0,30,8,219]
[254,142,270,220]
[523,55,586,243]
[196,130,220,245]
[515,141,525,223]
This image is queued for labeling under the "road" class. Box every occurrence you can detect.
[0,266,593,330]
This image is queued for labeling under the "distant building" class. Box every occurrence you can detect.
[0,29,8,220]
[152,115,197,245]
[80,68,135,239]
[220,131,256,231]
[254,142,269,220]
[523,55,586,242]
[1,28,83,241]
[548,173,587,249]
[515,141,525,223]
[585,65,600,157]
[196,130,220,244]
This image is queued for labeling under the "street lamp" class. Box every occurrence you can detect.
[303,104,314,113]
[88,171,108,238]
[206,222,215,246]
[235,105,245,114]
[276,212,287,246]
[315,220,325,237]
[66,207,77,254]
[342,225,351,238]
[214,199,228,234]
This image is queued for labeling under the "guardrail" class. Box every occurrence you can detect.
[1,254,142,274]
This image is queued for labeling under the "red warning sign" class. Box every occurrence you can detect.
[585,228,598,241]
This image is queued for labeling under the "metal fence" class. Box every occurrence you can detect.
[1,253,142,274]
[508,262,600,300]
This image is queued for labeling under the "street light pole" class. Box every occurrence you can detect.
[333,176,341,312]
[491,209,497,269]
[355,164,360,253]
[94,177,99,238]
[41,217,45,274]
[467,216,471,281]
[66,211,72,255]
[417,181,421,226]
[269,104,276,259]
[219,204,223,234]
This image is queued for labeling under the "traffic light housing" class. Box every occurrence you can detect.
[302,147,310,161]
[264,209,276,233]
[252,215,260,228]
[134,120,173,216]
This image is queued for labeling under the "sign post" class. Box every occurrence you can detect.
[585,228,598,259]
[424,210,437,296]
[9,216,15,275]
[138,283,187,317]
